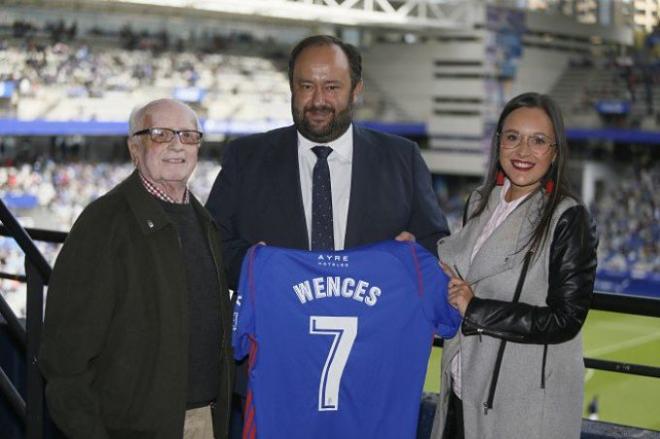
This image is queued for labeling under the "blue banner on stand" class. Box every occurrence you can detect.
[0,118,424,137]
[595,100,631,115]
[596,269,660,299]
[0,81,15,99]
[173,87,206,103]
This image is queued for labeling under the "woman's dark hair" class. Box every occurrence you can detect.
[288,35,362,91]
[471,92,576,253]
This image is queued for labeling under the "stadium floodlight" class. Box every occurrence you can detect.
[104,0,474,30]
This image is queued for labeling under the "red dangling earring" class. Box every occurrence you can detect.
[545,179,555,194]
[495,170,505,186]
[545,161,556,194]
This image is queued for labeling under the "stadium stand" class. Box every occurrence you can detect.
[0,20,390,125]
[0,39,292,123]
[593,165,660,275]
[549,43,660,130]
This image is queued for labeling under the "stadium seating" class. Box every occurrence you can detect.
[0,36,387,124]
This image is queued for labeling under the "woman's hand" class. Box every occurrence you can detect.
[440,262,474,317]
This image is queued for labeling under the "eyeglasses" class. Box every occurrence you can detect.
[498,130,556,155]
[132,127,203,145]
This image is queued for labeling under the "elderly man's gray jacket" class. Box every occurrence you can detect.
[431,187,598,439]
[40,171,234,439]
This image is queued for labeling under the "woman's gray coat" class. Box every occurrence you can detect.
[431,187,598,439]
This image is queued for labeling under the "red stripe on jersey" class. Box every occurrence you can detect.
[247,335,258,370]
[247,245,260,306]
[242,336,259,439]
[242,390,256,439]
[407,242,425,297]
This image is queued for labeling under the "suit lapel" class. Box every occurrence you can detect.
[267,126,309,249]
[344,125,375,248]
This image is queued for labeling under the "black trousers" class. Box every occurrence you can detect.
[442,391,464,439]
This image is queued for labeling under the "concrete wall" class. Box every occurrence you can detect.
[362,6,633,176]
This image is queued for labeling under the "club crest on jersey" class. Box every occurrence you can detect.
[232,294,243,332]
[317,254,349,268]
[232,311,239,332]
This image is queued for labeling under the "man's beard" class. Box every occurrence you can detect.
[292,100,353,143]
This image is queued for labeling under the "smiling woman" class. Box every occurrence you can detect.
[497,107,557,201]
[431,92,599,439]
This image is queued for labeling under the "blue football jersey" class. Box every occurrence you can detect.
[232,240,461,439]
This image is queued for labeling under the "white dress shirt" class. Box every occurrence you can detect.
[298,125,353,250]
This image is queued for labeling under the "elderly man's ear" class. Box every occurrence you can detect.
[127,138,140,167]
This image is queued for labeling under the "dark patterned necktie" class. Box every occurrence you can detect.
[311,146,334,251]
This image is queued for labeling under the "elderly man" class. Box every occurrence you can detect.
[40,99,233,439]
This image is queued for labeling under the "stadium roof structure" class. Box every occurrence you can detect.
[99,0,474,31]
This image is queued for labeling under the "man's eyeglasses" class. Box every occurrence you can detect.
[132,127,203,145]
[498,130,556,155]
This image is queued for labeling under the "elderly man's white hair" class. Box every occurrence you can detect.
[128,99,201,135]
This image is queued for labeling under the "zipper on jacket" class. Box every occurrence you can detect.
[469,326,525,342]
[541,344,548,389]
[483,250,533,414]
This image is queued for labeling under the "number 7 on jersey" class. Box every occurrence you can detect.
[309,316,358,411]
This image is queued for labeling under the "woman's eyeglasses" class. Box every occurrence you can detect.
[498,130,556,155]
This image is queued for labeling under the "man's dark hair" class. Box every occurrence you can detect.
[288,35,362,90]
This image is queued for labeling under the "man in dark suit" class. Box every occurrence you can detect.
[206,34,449,290]
[206,35,449,438]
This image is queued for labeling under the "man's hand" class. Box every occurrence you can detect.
[395,231,416,242]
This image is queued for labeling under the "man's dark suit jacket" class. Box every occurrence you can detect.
[206,124,449,290]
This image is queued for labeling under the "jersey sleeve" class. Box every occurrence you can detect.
[412,243,461,338]
[232,244,259,360]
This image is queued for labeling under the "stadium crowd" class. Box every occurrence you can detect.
[1,18,392,124]
[591,164,660,276]
[557,37,660,129]
[1,26,291,123]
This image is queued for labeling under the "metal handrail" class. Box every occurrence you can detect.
[0,367,26,423]
[0,271,27,282]
[0,208,53,282]
[0,201,51,439]
[25,262,45,439]
[0,291,27,349]
[584,358,660,379]
[0,225,67,245]
[591,291,660,318]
